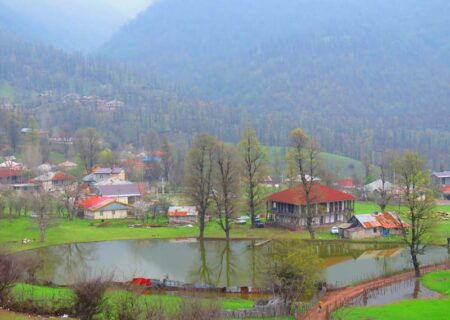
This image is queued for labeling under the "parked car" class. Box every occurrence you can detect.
[235,218,247,225]
[330,226,339,234]
[255,221,265,228]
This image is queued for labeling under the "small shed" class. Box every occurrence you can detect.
[342,212,407,240]
[168,206,198,224]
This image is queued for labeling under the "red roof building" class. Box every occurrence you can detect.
[0,169,22,184]
[266,184,356,227]
[338,178,357,189]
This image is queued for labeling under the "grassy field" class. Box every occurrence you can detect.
[332,270,450,320]
[1,201,448,252]
[422,270,450,295]
[332,298,450,320]
[11,283,253,316]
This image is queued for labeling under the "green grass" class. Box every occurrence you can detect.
[11,283,253,315]
[1,201,449,252]
[333,298,450,320]
[422,270,450,295]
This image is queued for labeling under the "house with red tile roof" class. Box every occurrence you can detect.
[266,183,356,227]
[78,195,132,219]
[341,212,407,239]
[0,169,22,184]
[30,171,74,192]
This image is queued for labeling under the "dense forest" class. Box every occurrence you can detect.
[0,0,450,169]
[103,0,450,167]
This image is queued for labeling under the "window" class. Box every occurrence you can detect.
[373,228,377,233]
[334,214,338,222]
[320,216,324,224]
[112,211,116,215]
[100,212,104,217]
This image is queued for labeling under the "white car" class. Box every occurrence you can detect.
[235,218,247,225]
[330,226,339,234]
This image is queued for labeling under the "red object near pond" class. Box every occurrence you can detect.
[132,277,151,286]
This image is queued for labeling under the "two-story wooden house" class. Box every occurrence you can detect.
[267,184,356,227]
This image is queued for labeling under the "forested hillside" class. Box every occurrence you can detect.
[103,0,450,167]
[0,29,237,153]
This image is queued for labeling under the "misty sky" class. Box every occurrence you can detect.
[106,0,154,18]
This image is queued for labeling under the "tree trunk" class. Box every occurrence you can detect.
[199,212,205,240]
[225,228,230,241]
[411,251,421,277]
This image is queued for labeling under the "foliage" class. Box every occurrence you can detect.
[72,276,110,320]
[266,240,322,308]
[0,250,22,305]
[393,151,436,276]
[185,133,216,239]
[239,127,267,227]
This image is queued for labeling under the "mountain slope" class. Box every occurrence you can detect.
[0,0,144,52]
[102,0,450,167]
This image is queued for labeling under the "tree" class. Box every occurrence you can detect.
[98,148,117,167]
[212,143,239,240]
[393,151,436,277]
[266,240,322,310]
[375,156,393,212]
[0,250,22,305]
[30,192,55,242]
[239,127,266,228]
[161,137,174,184]
[74,128,102,173]
[22,115,43,168]
[73,276,111,320]
[144,128,160,152]
[60,180,82,220]
[185,134,216,240]
[287,128,321,240]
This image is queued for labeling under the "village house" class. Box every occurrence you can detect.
[30,171,74,192]
[432,171,450,187]
[94,183,144,204]
[338,178,357,190]
[83,167,126,184]
[339,212,407,240]
[79,196,132,220]
[266,184,356,227]
[168,206,198,224]
[0,169,22,185]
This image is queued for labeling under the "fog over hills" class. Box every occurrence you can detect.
[0,0,152,51]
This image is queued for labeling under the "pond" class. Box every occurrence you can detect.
[20,239,449,288]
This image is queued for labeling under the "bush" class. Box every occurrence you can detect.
[73,276,110,320]
[0,251,22,305]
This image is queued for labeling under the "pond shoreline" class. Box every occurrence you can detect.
[299,262,450,320]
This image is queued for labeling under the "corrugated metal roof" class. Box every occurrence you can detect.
[355,212,406,229]
[433,171,450,178]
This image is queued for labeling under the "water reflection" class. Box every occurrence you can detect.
[348,278,440,307]
[18,240,448,288]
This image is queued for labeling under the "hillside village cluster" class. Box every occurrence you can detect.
[1,150,449,240]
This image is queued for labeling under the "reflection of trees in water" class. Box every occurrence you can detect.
[23,244,95,284]
[214,240,237,287]
[189,240,260,287]
[56,244,96,283]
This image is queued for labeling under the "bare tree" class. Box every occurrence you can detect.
[0,250,22,305]
[212,143,239,240]
[375,162,393,212]
[393,151,436,277]
[74,128,102,173]
[161,136,174,184]
[287,128,321,240]
[60,180,82,220]
[30,192,55,242]
[185,134,216,240]
[239,127,266,228]
[73,276,111,320]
